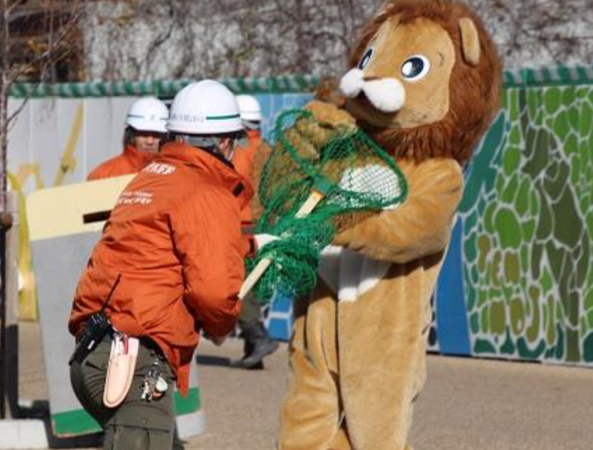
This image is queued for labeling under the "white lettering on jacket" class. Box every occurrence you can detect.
[117,190,154,205]
[143,162,176,175]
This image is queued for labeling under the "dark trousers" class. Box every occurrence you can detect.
[70,335,181,450]
[238,291,262,329]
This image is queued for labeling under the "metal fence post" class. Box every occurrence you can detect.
[0,191,19,418]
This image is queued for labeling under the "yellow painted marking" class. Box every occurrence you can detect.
[53,103,83,187]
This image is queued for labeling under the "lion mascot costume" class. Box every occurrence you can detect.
[277,1,502,449]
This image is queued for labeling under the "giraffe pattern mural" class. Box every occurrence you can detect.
[461,82,593,363]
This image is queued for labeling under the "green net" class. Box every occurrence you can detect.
[249,109,408,303]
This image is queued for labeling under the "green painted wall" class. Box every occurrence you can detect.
[462,77,593,363]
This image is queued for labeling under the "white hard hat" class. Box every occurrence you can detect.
[167,80,243,135]
[125,97,169,133]
[236,95,262,122]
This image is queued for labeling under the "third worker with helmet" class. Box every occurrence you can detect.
[231,94,280,369]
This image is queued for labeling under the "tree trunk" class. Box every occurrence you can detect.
[0,0,11,420]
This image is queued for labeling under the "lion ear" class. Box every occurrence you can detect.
[459,17,480,66]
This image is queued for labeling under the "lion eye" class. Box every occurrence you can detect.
[358,47,374,70]
[401,55,431,81]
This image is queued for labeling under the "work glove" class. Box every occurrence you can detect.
[254,233,279,251]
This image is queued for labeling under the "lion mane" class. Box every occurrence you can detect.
[349,0,502,165]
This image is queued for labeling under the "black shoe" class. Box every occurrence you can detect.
[238,338,280,368]
[233,337,265,369]
[246,361,265,370]
[231,323,279,369]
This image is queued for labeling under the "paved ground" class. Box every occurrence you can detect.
[15,322,593,449]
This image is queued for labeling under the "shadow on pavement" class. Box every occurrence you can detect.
[195,355,231,367]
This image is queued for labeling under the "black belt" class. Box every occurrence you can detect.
[72,323,164,364]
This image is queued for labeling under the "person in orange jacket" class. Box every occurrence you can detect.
[230,94,279,369]
[69,81,276,450]
[87,96,169,181]
[232,95,262,225]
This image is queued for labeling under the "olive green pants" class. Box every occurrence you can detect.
[70,335,183,450]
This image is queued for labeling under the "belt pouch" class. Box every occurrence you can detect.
[103,332,139,408]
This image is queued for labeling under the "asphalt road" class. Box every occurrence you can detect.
[16,322,593,450]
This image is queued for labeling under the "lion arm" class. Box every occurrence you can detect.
[333,158,464,264]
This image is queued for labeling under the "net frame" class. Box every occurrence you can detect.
[243,108,409,302]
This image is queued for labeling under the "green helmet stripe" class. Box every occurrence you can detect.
[206,114,240,121]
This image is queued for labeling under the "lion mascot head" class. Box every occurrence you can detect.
[339,0,502,164]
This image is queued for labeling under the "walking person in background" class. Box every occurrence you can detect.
[87,96,168,181]
[231,94,280,369]
[69,80,276,449]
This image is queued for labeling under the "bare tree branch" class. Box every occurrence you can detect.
[0,0,87,211]
[79,0,593,80]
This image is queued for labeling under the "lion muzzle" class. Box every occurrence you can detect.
[340,68,406,114]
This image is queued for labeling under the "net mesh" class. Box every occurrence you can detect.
[250,109,408,303]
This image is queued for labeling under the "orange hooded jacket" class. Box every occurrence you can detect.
[232,129,261,225]
[87,144,155,181]
[70,141,254,395]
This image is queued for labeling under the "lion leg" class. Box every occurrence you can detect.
[326,424,352,450]
[279,284,348,450]
[338,290,430,450]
